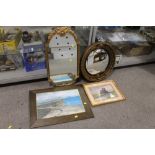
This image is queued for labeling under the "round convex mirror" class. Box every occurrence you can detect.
[81,42,115,82]
[86,48,109,75]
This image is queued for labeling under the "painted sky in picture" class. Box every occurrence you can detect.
[51,74,72,83]
[89,84,114,94]
[36,89,83,106]
[64,96,82,105]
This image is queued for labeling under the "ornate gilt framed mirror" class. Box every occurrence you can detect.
[46,27,80,86]
[81,42,115,82]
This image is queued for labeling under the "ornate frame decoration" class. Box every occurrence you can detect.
[81,42,116,82]
[45,27,80,86]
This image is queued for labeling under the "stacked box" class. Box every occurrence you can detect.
[22,41,46,72]
[3,31,22,53]
[96,31,152,57]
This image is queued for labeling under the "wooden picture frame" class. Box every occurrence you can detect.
[81,42,115,82]
[45,27,80,86]
[29,85,94,128]
[83,80,126,106]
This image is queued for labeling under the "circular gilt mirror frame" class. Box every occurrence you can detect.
[80,42,116,82]
[45,27,80,85]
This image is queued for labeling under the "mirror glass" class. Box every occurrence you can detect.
[48,27,79,84]
[86,48,109,75]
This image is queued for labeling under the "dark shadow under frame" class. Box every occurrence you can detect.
[29,85,94,128]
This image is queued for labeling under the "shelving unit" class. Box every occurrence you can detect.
[1,26,155,85]
[92,26,155,68]
[0,26,93,85]
[115,49,155,67]
[0,68,47,84]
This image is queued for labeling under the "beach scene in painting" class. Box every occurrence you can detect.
[36,89,85,119]
[89,84,118,101]
[50,74,72,83]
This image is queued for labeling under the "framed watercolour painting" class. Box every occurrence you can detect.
[83,80,125,106]
[29,85,94,128]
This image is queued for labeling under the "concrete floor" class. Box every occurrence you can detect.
[0,64,155,129]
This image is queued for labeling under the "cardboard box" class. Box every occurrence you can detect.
[0,30,22,54]
[3,40,17,51]
[118,42,152,57]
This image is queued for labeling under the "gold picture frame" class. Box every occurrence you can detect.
[80,42,115,82]
[83,80,125,106]
[45,27,80,86]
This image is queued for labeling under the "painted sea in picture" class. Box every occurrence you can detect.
[50,74,72,83]
[36,89,85,119]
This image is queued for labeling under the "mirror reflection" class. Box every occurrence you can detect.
[86,49,109,75]
[48,28,78,84]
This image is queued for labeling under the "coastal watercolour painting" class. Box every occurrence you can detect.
[29,85,94,128]
[83,80,125,106]
[50,74,73,83]
[36,89,85,119]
